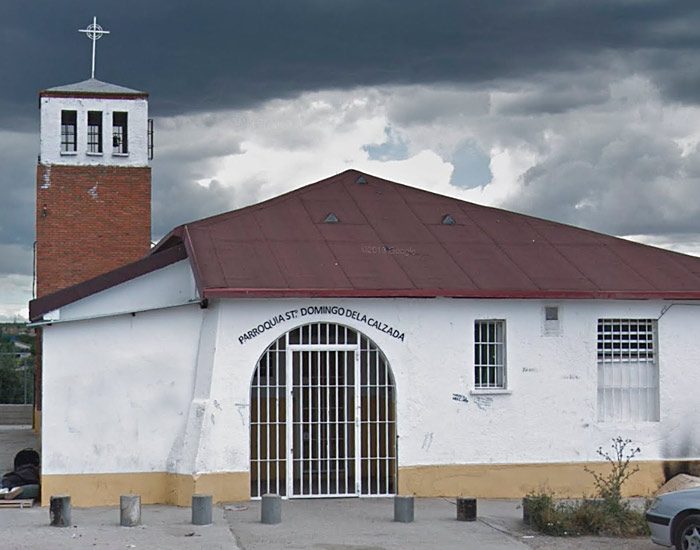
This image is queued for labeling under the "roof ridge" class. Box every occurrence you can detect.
[159,169,700,263]
[180,169,361,230]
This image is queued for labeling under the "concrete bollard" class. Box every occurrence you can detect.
[120,494,141,527]
[394,495,414,523]
[456,497,477,521]
[261,493,281,525]
[192,494,213,525]
[49,495,71,527]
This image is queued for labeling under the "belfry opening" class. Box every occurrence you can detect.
[250,323,397,498]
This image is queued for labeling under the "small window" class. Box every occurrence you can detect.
[60,110,77,153]
[597,319,659,422]
[87,111,103,154]
[112,112,128,154]
[474,320,506,389]
[543,306,561,336]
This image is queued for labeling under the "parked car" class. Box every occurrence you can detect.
[647,487,700,549]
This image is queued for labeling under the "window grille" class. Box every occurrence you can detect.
[597,319,659,422]
[87,111,102,153]
[112,112,128,154]
[474,320,506,389]
[60,110,77,153]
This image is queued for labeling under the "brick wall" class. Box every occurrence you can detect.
[35,164,151,297]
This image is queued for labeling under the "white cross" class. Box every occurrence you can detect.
[79,16,110,79]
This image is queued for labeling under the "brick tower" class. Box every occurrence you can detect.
[36,80,152,296]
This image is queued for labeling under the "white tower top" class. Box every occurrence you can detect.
[79,16,110,79]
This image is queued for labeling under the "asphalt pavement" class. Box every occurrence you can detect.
[0,497,659,549]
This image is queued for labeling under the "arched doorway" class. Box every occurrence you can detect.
[250,322,397,498]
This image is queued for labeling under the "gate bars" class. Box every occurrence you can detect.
[250,323,397,498]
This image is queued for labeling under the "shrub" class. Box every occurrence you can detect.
[584,436,641,511]
[524,437,649,537]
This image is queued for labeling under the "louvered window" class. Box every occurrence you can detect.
[597,319,659,422]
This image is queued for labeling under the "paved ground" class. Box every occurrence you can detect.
[0,504,236,549]
[0,498,659,549]
[225,498,658,550]
[225,498,529,549]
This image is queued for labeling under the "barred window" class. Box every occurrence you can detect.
[474,320,506,389]
[60,110,77,153]
[597,319,659,422]
[87,111,102,154]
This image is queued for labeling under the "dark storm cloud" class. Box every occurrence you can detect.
[1,0,699,128]
[151,162,238,239]
[502,127,700,237]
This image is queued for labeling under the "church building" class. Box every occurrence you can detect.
[30,166,700,505]
[29,21,700,507]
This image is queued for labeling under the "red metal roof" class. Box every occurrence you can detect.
[159,169,700,298]
[30,169,700,320]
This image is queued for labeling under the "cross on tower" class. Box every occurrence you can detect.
[79,16,110,79]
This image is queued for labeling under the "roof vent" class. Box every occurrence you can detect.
[441,214,456,225]
[324,212,339,224]
[356,175,368,185]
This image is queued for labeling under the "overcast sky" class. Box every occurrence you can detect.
[2,0,700,320]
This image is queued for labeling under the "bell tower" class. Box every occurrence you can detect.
[35,17,152,296]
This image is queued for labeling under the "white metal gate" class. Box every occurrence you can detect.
[250,323,396,498]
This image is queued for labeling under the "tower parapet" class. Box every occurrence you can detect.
[39,79,151,168]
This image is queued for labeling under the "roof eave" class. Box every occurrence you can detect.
[29,244,188,321]
[201,288,700,300]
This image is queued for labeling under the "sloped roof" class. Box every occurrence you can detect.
[29,169,700,320]
[155,169,700,298]
[40,78,147,98]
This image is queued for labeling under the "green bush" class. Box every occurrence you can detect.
[525,491,649,537]
[524,437,649,537]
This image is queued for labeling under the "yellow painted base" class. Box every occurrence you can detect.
[41,471,249,507]
[398,460,673,498]
[41,459,691,507]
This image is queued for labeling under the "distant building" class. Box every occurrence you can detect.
[30,169,700,507]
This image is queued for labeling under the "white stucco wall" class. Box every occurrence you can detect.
[40,95,149,166]
[48,260,198,322]
[42,306,203,474]
[41,294,700,477]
